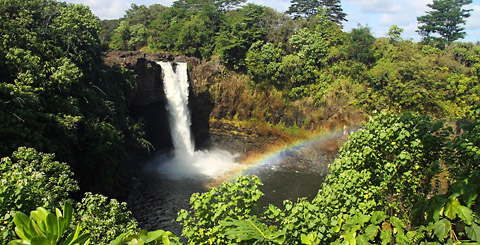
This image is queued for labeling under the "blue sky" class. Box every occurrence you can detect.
[64,0,480,42]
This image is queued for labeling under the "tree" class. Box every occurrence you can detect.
[171,0,245,12]
[417,0,473,44]
[213,0,247,12]
[286,0,321,19]
[0,0,144,196]
[321,0,347,25]
[246,41,285,88]
[175,14,215,59]
[287,0,347,23]
[262,7,297,45]
[214,4,267,70]
[346,24,375,65]
[387,24,403,42]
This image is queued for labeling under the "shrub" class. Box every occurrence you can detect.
[177,175,263,244]
[0,147,79,243]
[74,192,138,244]
[8,202,90,245]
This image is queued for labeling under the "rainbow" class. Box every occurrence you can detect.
[209,127,351,186]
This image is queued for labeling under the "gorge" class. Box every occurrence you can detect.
[120,57,341,234]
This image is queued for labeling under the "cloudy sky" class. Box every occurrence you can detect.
[64,0,480,42]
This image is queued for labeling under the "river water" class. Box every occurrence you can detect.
[127,131,339,236]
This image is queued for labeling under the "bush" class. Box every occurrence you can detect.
[8,202,90,245]
[0,147,79,243]
[177,175,264,244]
[74,193,138,244]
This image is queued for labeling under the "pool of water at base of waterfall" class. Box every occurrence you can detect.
[126,135,337,238]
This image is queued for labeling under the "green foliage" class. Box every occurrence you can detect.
[262,8,297,45]
[320,0,347,24]
[0,147,79,243]
[289,28,328,67]
[0,0,144,194]
[243,112,448,244]
[212,109,479,245]
[177,175,264,244]
[96,0,480,127]
[8,202,90,245]
[246,41,285,88]
[175,14,216,59]
[109,21,148,51]
[346,24,375,65]
[99,19,121,44]
[176,109,480,244]
[109,230,181,245]
[366,38,450,115]
[317,112,446,222]
[214,4,268,70]
[332,168,480,244]
[286,0,322,19]
[74,193,138,245]
[220,216,286,244]
[448,104,480,177]
[286,0,346,23]
[417,0,473,44]
[387,25,404,42]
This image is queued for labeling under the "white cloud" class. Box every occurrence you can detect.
[466,4,480,29]
[351,0,403,13]
[64,0,174,19]
[248,0,290,12]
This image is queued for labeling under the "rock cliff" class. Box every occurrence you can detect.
[104,51,214,152]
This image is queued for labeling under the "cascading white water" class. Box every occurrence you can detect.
[154,61,239,179]
[158,62,194,156]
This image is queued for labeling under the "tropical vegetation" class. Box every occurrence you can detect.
[1,0,479,244]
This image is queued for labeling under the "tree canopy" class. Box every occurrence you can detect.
[0,0,145,195]
[286,0,347,23]
[417,0,473,44]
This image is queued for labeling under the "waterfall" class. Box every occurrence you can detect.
[152,61,239,180]
[158,62,194,156]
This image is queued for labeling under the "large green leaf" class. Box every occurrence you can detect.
[30,207,49,225]
[13,212,30,240]
[108,233,126,245]
[30,236,51,245]
[363,224,379,241]
[429,195,447,222]
[434,219,451,241]
[355,234,370,245]
[68,233,90,245]
[62,202,73,232]
[390,216,405,230]
[465,222,480,242]
[30,219,46,238]
[370,211,387,225]
[6,240,28,245]
[380,229,391,245]
[300,232,319,245]
[444,197,461,220]
[141,230,167,243]
[343,231,356,245]
[220,216,285,243]
[461,183,478,208]
[46,213,59,242]
[456,205,473,225]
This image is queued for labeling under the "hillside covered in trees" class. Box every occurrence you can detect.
[103,0,479,128]
[1,0,480,244]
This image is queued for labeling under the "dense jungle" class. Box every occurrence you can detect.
[1,0,480,244]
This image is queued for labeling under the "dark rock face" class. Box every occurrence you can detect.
[104,51,213,152]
